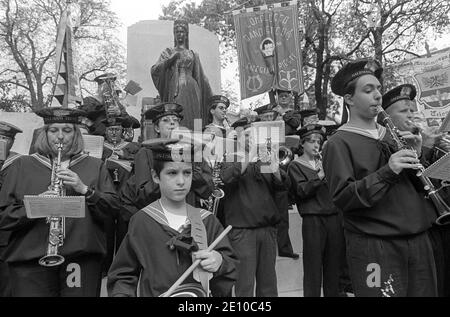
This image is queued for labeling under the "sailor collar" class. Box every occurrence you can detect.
[338,123,386,140]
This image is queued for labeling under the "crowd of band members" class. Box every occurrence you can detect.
[0,60,450,296]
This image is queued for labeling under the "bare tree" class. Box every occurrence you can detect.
[0,0,125,111]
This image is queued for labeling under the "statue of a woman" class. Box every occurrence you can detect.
[151,20,213,131]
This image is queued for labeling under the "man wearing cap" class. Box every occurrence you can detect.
[322,59,438,297]
[0,107,120,296]
[0,121,23,297]
[119,102,213,225]
[288,123,343,296]
[272,89,302,135]
[101,116,141,276]
[82,73,129,137]
[203,95,231,139]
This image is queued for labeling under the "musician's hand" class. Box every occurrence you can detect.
[273,105,287,116]
[115,150,125,158]
[397,130,422,156]
[388,149,421,174]
[194,250,223,273]
[421,127,441,149]
[56,169,88,194]
[317,168,325,180]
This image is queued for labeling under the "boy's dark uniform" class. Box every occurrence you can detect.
[323,59,438,297]
[101,117,141,275]
[254,104,298,259]
[220,117,291,296]
[107,140,237,297]
[287,124,343,297]
[383,84,450,298]
[0,122,22,297]
[107,201,237,297]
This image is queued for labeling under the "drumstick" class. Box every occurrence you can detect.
[162,225,233,297]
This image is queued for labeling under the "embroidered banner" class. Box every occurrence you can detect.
[233,1,304,99]
[392,48,450,127]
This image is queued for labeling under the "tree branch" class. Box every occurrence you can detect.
[383,48,420,57]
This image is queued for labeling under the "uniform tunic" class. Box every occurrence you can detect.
[107,201,237,297]
[102,141,140,273]
[275,110,302,136]
[220,159,290,296]
[323,126,435,236]
[322,124,437,297]
[0,153,120,263]
[0,151,22,297]
[287,158,343,297]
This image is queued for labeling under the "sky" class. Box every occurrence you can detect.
[110,0,205,45]
[110,0,169,44]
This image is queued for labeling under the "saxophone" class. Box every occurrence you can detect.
[378,106,450,226]
[39,142,66,267]
[207,155,225,216]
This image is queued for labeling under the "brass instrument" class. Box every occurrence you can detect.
[99,73,121,124]
[279,146,294,168]
[39,142,66,267]
[378,106,450,225]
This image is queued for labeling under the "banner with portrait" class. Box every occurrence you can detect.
[233,1,304,99]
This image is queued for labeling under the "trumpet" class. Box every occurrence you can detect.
[39,142,66,267]
[279,146,293,168]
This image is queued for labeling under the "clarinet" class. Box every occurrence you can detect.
[377,106,450,225]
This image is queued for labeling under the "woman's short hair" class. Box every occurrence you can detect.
[34,124,84,157]
[300,133,324,145]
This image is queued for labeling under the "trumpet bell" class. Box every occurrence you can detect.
[161,283,207,297]
[436,212,450,226]
[279,146,294,167]
[38,254,65,267]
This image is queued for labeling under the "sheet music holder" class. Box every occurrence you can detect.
[82,134,104,159]
[24,195,85,219]
[250,121,285,173]
[422,152,450,181]
[438,110,450,133]
[0,139,6,161]
[250,120,286,145]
